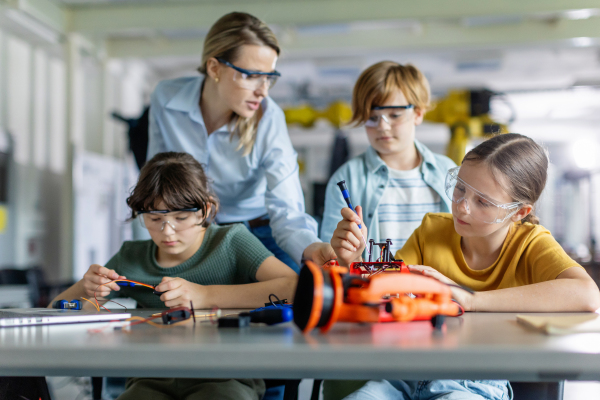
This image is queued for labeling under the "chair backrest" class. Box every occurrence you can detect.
[510,381,563,400]
[0,268,28,285]
[0,267,48,307]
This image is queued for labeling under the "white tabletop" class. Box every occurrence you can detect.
[1,310,599,381]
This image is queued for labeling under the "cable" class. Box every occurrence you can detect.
[447,283,475,294]
[105,299,128,310]
[80,297,100,311]
[93,278,157,311]
[269,294,282,307]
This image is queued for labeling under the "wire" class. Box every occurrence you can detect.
[80,297,100,311]
[269,294,282,307]
[93,278,157,312]
[447,283,475,294]
[105,299,128,310]
[453,300,465,316]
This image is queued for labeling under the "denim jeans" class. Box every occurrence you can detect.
[248,224,300,274]
[343,380,512,400]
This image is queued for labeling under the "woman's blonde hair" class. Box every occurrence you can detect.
[198,12,280,156]
[350,61,430,126]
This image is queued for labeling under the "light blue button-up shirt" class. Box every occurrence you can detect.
[319,140,456,252]
[148,76,319,264]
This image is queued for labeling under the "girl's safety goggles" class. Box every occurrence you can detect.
[217,58,281,90]
[136,208,202,232]
[445,167,522,224]
[365,105,414,128]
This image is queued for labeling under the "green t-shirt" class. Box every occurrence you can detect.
[105,223,273,308]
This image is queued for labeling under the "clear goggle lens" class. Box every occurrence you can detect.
[364,107,413,128]
[233,71,279,90]
[444,167,522,224]
[137,209,201,232]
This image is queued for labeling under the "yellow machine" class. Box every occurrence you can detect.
[283,101,353,129]
[283,90,510,166]
[425,89,509,164]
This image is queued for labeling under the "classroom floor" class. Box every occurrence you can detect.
[47,378,600,399]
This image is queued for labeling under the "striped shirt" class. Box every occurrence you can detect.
[378,165,442,255]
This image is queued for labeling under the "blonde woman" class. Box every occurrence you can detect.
[148,12,334,273]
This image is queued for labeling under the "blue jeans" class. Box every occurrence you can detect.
[343,380,512,400]
[248,224,300,274]
[248,223,298,400]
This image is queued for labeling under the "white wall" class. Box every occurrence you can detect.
[0,21,151,283]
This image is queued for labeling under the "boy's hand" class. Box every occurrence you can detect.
[155,277,208,309]
[330,206,368,267]
[81,264,126,298]
[407,265,474,311]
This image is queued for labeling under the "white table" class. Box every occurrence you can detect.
[0,311,599,381]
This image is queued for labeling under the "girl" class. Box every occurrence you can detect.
[320,61,456,257]
[148,12,334,273]
[331,133,600,400]
[50,151,298,400]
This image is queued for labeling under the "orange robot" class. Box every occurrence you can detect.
[293,260,462,334]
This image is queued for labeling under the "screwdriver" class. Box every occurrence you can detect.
[336,180,370,255]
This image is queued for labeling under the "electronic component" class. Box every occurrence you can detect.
[350,239,409,276]
[161,307,193,325]
[218,314,251,328]
[52,299,82,310]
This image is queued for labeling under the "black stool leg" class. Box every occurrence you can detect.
[311,379,323,400]
[91,376,103,400]
[283,379,301,400]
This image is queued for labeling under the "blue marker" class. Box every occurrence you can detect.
[336,180,370,254]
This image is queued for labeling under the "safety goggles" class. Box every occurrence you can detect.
[364,105,414,128]
[137,208,202,232]
[217,58,281,90]
[445,167,522,224]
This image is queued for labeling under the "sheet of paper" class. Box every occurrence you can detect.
[516,314,600,335]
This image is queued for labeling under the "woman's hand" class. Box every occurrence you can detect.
[155,277,209,309]
[81,264,126,298]
[302,242,337,266]
[407,265,474,311]
[330,206,368,267]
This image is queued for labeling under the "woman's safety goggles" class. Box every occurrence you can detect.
[445,167,522,224]
[364,105,414,128]
[137,208,202,232]
[217,58,281,90]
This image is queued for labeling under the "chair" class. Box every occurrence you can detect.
[511,381,564,400]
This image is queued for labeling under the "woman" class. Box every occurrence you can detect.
[148,12,334,272]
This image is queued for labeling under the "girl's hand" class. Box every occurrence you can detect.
[303,242,338,266]
[330,206,368,267]
[407,265,474,312]
[81,264,126,298]
[155,277,208,309]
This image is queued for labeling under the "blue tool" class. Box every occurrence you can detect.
[117,281,164,296]
[52,299,82,310]
[249,306,293,325]
[336,180,370,254]
[117,281,137,287]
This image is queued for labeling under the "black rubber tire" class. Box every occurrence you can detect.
[431,315,445,330]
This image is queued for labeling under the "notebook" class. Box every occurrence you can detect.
[0,308,131,328]
[516,314,600,335]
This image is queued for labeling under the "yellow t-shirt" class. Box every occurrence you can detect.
[395,213,582,291]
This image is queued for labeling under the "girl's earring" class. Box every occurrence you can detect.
[215,77,219,83]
